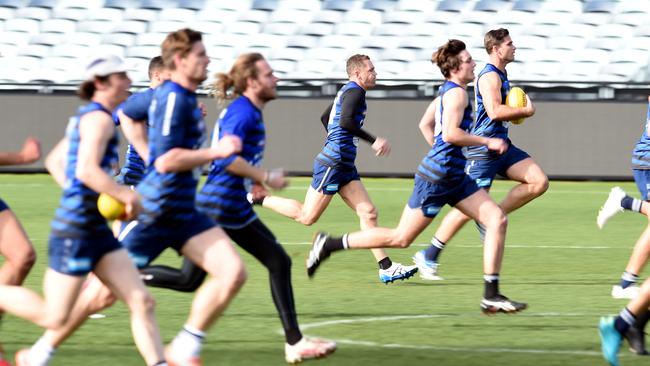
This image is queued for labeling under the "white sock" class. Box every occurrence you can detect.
[171,325,206,358]
[29,337,56,366]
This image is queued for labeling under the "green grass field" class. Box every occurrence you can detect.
[1,174,648,365]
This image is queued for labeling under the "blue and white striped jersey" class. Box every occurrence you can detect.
[466,63,511,160]
[315,81,367,169]
[136,80,206,225]
[632,102,650,169]
[416,81,472,184]
[51,102,119,237]
[197,95,265,229]
[115,88,154,185]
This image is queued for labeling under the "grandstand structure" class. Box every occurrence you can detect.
[0,0,648,99]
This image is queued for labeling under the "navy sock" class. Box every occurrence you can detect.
[621,196,643,212]
[323,235,345,254]
[615,307,637,334]
[251,196,266,205]
[378,257,392,270]
[483,274,500,299]
[620,271,639,289]
[423,237,445,262]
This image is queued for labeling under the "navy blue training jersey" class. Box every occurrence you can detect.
[51,102,119,238]
[632,102,650,169]
[115,88,154,185]
[416,81,472,184]
[197,95,265,229]
[136,80,207,225]
[466,63,511,160]
[315,81,366,169]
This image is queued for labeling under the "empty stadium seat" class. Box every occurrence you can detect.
[0,0,647,85]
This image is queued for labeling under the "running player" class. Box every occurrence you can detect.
[306,40,528,314]
[599,277,650,366]
[596,95,650,355]
[114,56,167,186]
[15,29,245,366]
[255,54,418,284]
[1,55,168,366]
[0,136,40,365]
[413,28,547,281]
[126,53,338,363]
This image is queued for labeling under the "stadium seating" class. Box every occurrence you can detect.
[0,0,647,84]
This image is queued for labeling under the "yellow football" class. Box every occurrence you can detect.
[505,87,527,125]
[97,193,126,220]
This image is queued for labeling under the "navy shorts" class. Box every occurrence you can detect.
[465,143,530,189]
[634,169,650,201]
[310,161,360,195]
[48,228,122,276]
[407,175,481,218]
[0,199,8,212]
[118,211,215,268]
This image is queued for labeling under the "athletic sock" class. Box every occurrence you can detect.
[615,307,637,335]
[251,196,266,205]
[423,237,445,262]
[29,336,56,366]
[483,274,500,299]
[621,196,643,212]
[378,257,392,270]
[637,311,650,330]
[172,325,206,358]
[323,234,347,254]
[152,362,169,366]
[620,271,639,289]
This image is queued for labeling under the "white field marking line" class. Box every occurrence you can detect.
[281,242,626,249]
[282,314,604,357]
[0,183,49,187]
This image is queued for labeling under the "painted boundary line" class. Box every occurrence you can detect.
[281,242,629,249]
[281,314,608,357]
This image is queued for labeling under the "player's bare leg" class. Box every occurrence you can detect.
[339,180,418,283]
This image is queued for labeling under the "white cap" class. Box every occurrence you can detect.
[84,54,129,80]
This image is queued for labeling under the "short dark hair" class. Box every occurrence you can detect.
[484,28,510,54]
[431,39,466,78]
[346,54,370,77]
[148,55,164,79]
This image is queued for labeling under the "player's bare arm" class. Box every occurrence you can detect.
[480,72,534,122]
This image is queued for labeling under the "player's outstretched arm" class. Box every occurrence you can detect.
[0,136,41,166]
[154,135,242,173]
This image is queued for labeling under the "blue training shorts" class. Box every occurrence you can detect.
[310,161,360,195]
[465,143,530,189]
[118,211,215,268]
[0,199,8,212]
[407,175,480,218]
[633,169,650,201]
[48,228,122,276]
